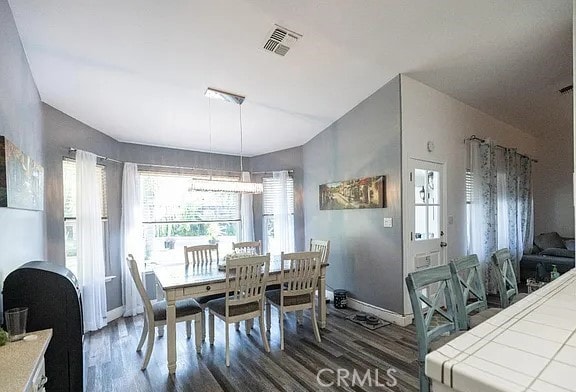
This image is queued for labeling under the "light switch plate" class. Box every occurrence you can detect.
[448,215,454,225]
[383,217,393,228]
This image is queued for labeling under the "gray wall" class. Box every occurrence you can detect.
[533,122,574,238]
[43,104,249,310]
[302,76,403,313]
[249,146,305,251]
[0,0,45,315]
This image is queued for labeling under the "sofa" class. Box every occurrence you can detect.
[520,232,575,281]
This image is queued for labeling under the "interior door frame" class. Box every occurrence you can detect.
[403,158,448,316]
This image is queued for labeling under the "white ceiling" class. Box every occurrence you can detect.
[9,0,572,156]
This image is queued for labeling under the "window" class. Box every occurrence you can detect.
[414,169,440,240]
[63,159,109,277]
[262,176,295,255]
[140,171,241,264]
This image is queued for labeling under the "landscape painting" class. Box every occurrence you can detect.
[319,175,385,210]
[0,136,44,210]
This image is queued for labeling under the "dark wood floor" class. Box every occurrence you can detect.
[85,305,420,392]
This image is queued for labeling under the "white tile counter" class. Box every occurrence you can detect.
[426,269,576,392]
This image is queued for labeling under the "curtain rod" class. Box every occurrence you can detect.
[68,147,295,174]
[251,170,294,175]
[68,148,123,164]
[464,135,538,163]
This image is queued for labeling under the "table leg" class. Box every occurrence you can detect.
[166,294,177,374]
[318,275,327,329]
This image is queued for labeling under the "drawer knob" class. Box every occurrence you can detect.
[37,375,48,390]
[206,285,211,291]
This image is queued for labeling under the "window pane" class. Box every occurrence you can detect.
[428,206,440,239]
[63,160,107,218]
[414,169,427,203]
[426,170,439,204]
[141,173,240,222]
[415,206,427,240]
[143,222,239,264]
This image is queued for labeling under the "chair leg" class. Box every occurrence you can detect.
[194,318,202,354]
[186,320,192,339]
[245,319,252,335]
[280,310,285,351]
[201,310,206,341]
[259,315,270,353]
[419,360,430,392]
[157,325,164,338]
[235,322,240,331]
[136,316,148,352]
[209,313,215,346]
[311,303,321,343]
[266,302,271,332]
[141,327,155,370]
[225,323,230,367]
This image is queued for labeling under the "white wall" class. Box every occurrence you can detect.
[400,75,539,313]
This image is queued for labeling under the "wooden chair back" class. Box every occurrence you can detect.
[232,241,262,255]
[491,248,519,308]
[126,254,154,320]
[184,244,219,267]
[225,254,270,314]
[280,251,322,301]
[405,265,459,361]
[309,239,330,264]
[449,254,488,329]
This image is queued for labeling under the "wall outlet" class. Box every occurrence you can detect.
[383,217,393,228]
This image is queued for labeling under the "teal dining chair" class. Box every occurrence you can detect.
[405,265,464,392]
[450,254,501,329]
[492,248,529,308]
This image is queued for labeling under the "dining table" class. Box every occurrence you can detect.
[153,257,329,374]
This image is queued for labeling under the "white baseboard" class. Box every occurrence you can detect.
[107,306,125,323]
[326,290,413,327]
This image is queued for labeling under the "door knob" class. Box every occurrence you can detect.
[440,242,448,248]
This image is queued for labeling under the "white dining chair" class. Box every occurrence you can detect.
[232,240,262,255]
[206,254,271,366]
[266,251,322,350]
[126,254,202,370]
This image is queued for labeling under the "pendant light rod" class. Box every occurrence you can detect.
[239,104,244,173]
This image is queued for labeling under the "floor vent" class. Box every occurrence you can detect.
[262,25,302,57]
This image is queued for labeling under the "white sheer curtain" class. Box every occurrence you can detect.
[76,150,108,331]
[273,170,294,253]
[467,139,533,292]
[121,163,144,317]
[240,171,254,241]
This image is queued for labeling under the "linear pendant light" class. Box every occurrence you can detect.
[190,88,263,193]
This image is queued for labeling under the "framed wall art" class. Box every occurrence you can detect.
[0,136,44,210]
[319,175,385,210]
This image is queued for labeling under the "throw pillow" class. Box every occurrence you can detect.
[565,239,575,251]
[534,232,566,250]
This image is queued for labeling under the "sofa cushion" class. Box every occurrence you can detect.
[539,248,575,258]
[534,232,565,251]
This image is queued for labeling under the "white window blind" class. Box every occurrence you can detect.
[63,159,108,219]
[140,172,241,223]
[465,169,472,204]
[262,176,294,215]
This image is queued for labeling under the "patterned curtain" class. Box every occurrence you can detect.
[468,140,533,293]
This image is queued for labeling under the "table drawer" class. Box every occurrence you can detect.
[183,282,227,297]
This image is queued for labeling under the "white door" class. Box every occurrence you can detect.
[407,159,447,272]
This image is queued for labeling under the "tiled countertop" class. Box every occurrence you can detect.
[426,269,576,392]
[0,329,52,392]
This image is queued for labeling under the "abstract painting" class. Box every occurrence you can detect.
[319,175,385,210]
[0,136,44,210]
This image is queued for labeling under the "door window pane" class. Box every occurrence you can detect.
[415,206,428,240]
[428,206,440,239]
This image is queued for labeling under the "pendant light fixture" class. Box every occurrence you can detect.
[190,88,263,193]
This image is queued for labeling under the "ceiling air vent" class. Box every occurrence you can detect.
[263,25,302,57]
